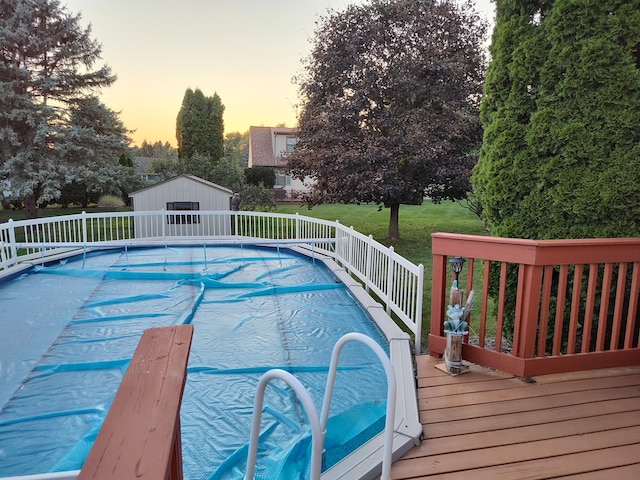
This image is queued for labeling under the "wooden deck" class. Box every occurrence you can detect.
[388,355,640,479]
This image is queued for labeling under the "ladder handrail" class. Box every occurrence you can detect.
[244,369,324,480]
[244,333,397,480]
[320,332,396,480]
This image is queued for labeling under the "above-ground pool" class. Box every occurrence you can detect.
[0,245,416,479]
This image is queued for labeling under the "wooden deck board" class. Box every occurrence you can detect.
[388,355,640,479]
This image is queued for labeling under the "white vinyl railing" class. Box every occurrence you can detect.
[245,333,397,480]
[0,210,424,352]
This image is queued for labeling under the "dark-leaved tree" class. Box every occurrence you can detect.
[287,0,487,239]
[245,167,276,189]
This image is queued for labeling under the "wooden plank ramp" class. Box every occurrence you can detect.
[386,355,640,479]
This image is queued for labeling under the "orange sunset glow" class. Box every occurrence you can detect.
[63,0,494,147]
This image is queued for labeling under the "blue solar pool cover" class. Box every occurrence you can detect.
[0,246,389,479]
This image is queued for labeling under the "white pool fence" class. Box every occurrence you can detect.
[0,210,424,353]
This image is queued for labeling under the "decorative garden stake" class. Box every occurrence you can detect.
[443,304,468,374]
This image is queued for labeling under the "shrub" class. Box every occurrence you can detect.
[98,194,125,208]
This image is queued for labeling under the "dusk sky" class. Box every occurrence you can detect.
[63,0,495,147]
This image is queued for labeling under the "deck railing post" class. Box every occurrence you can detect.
[513,264,543,361]
[364,235,373,293]
[81,211,88,245]
[432,253,447,338]
[348,226,355,273]
[415,263,424,354]
[78,325,193,480]
[385,246,395,314]
[8,219,18,266]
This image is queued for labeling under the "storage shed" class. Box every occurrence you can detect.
[129,175,234,238]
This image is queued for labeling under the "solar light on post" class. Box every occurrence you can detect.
[449,256,465,306]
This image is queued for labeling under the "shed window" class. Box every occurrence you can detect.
[167,201,200,224]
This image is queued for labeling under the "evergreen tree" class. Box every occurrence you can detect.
[175,88,225,180]
[209,93,225,165]
[135,140,177,159]
[150,158,181,181]
[0,0,116,217]
[473,0,640,343]
[210,157,244,193]
[61,97,134,207]
[224,131,249,168]
[473,0,640,240]
[288,0,487,239]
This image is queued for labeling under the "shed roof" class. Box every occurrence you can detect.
[128,174,233,198]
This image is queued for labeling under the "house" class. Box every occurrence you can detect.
[133,157,163,184]
[248,126,312,201]
[128,174,233,238]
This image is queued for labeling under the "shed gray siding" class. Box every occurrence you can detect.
[129,175,234,238]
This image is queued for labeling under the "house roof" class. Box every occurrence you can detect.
[134,156,155,174]
[128,174,233,197]
[249,126,297,168]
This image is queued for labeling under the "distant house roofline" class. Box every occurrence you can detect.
[248,126,298,168]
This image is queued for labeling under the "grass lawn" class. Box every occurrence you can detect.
[2,201,487,349]
[276,202,487,347]
[276,201,485,266]
[0,206,121,223]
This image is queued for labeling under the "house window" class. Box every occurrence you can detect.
[286,137,297,153]
[275,172,292,187]
[167,201,200,224]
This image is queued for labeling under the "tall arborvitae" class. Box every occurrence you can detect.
[209,93,225,165]
[473,0,640,239]
[175,88,225,180]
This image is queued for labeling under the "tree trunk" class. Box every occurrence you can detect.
[387,203,400,240]
[24,195,38,219]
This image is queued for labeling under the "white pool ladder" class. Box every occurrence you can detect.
[244,332,397,480]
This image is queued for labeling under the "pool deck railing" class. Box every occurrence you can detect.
[429,233,640,377]
[0,210,424,353]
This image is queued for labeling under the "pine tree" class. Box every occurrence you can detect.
[0,0,116,217]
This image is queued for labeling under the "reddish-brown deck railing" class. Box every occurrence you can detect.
[429,233,640,377]
[78,325,193,480]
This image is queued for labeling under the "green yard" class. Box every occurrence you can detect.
[275,202,486,346]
